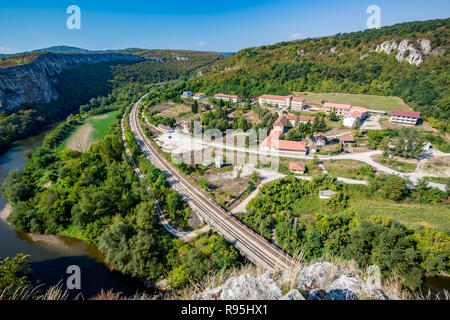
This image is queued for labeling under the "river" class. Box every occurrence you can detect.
[0,128,448,299]
[0,128,147,299]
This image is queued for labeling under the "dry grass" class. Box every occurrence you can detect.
[0,282,80,301]
[168,264,264,300]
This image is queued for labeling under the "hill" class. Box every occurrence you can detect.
[117,48,223,73]
[186,18,449,131]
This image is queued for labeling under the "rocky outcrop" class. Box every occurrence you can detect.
[0,52,145,110]
[374,38,442,65]
[194,262,389,300]
[195,273,282,300]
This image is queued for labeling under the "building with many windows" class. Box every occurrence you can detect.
[390,110,420,125]
[193,93,207,100]
[258,94,305,111]
[214,93,239,103]
[322,102,353,116]
[273,114,315,132]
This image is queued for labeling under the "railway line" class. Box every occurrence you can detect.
[128,96,297,270]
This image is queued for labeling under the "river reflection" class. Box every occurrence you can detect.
[0,127,148,298]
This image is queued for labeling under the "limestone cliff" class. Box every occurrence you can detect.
[0,52,145,110]
[194,262,390,300]
[374,38,444,65]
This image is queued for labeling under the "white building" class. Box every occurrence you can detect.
[181,91,193,98]
[319,190,337,199]
[390,110,420,126]
[193,93,207,100]
[258,94,305,111]
[214,93,238,103]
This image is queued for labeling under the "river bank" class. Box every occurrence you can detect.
[0,127,150,298]
[0,202,11,221]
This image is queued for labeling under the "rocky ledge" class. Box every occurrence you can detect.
[0,52,146,110]
[194,262,389,300]
[374,38,444,66]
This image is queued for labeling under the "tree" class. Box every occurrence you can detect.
[328,110,339,121]
[0,254,32,299]
[191,100,199,114]
[1,170,29,204]
[374,174,408,201]
[352,118,362,130]
[382,128,425,159]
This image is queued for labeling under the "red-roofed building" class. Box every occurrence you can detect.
[259,94,305,111]
[214,93,238,103]
[322,102,353,116]
[339,134,355,144]
[298,116,316,124]
[193,93,207,100]
[289,162,306,174]
[273,114,316,132]
[390,110,420,126]
[343,109,367,127]
[313,133,327,146]
[260,130,307,154]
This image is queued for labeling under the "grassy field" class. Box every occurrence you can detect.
[372,155,417,173]
[290,191,450,233]
[296,92,413,113]
[57,110,119,152]
[350,199,450,232]
[323,160,371,180]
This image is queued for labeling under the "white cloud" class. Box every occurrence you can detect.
[289,33,302,40]
[196,41,206,46]
[0,46,12,53]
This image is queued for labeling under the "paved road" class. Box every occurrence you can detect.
[129,96,297,270]
[121,101,210,242]
[156,132,446,191]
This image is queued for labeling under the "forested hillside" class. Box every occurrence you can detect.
[0,49,222,152]
[118,49,223,73]
[184,18,449,131]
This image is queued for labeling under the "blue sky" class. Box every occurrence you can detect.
[0,0,449,53]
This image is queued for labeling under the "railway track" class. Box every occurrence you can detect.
[128,96,297,271]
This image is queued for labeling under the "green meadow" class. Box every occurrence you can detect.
[57,110,119,152]
[296,92,413,113]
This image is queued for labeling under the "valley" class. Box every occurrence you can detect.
[0,16,449,302]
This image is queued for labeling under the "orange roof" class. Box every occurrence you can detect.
[260,130,281,147]
[350,106,368,113]
[259,94,305,102]
[261,130,307,152]
[346,110,363,119]
[259,94,286,101]
[273,116,288,127]
[195,93,206,95]
[299,116,315,122]
[323,102,352,110]
[391,110,420,118]
[340,134,355,142]
[289,162,306,171]
[276,140,307,152]
[214,93,238,98]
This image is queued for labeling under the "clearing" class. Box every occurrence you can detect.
[350,199,450,233]
[58,110,119,152]
[295,92,412,113]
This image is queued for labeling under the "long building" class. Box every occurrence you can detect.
[258,94,305,111]
[260,129,308,155]
[390,110,420,125]
[322,102,353,116]
[273,114,315,132]
[214,93,239,103]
